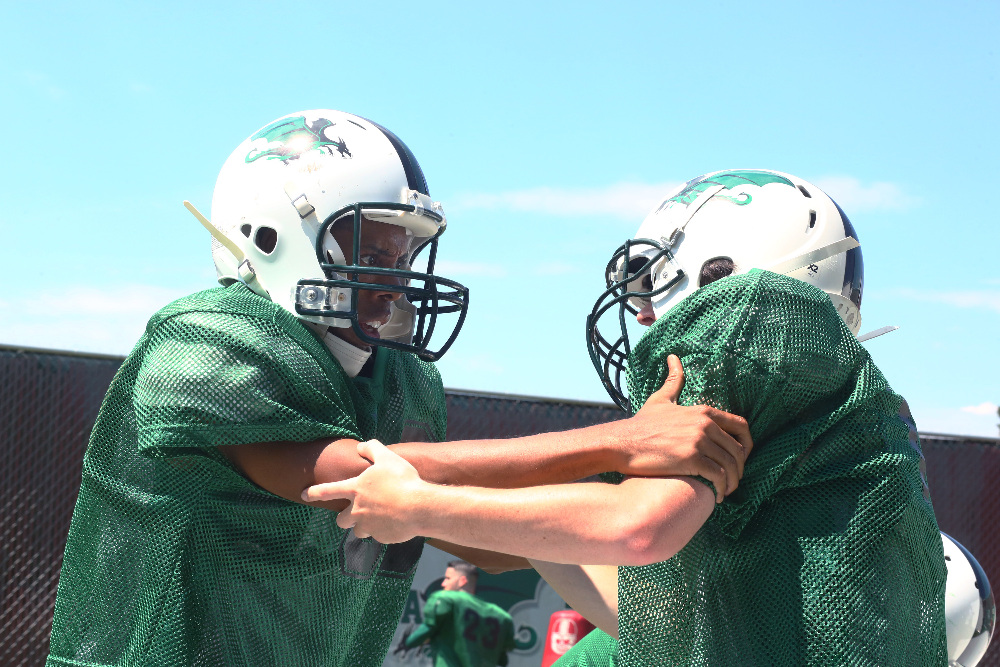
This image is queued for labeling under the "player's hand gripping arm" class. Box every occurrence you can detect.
[221,355,743,570]
[284,355,749,505]
[308,440,716,566]
[395,355,749,500]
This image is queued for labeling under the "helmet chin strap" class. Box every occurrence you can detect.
[765,237,898,342]
[184,201,268,297]
[766,236,859,275]
[856,326,899,342]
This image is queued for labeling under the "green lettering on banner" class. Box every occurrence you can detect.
[400,589,422,624]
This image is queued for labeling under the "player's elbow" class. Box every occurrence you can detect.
[612,477,714,566]
[615,520,677,566]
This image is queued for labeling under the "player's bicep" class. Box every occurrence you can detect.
[219,437,367,510]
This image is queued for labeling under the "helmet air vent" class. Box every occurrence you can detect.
[808,211,817,229]
[798,185,812,198]
[254,226,278,254]
[240,224,251,237]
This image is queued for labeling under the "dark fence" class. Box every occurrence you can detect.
[2,344,998,665]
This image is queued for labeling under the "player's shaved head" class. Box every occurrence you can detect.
[442,560,478,593]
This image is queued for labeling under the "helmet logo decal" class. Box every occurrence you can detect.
[245,116,352,163]
[655,170,794,213]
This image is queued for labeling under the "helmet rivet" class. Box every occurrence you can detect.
[305,288,317,300]
[338,293,346,302]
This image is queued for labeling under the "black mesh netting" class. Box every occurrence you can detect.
[2,288,999,665]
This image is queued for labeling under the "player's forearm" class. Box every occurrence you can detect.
[408,477,713,565]
[390,421,629,489]
[529,561,619,638]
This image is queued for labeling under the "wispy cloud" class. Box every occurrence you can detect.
[451,182,680,220]
[814,176,918,211]
[888,288,1000,314]
[23,70,67,100]
[912,405,1000,438]
[962,402,999,416]
[0,284,190,355]
[19,285,188,316]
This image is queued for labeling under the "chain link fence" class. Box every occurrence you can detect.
[2,344,998,665]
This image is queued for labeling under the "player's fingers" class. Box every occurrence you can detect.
[703,418,749,481]
[335,502,356,530]
[696,454,728,504]
[301,479,356,502]
[700,435,741,498]
[356,439,387,463]
[702,407,753,457]
[647,354,685,405]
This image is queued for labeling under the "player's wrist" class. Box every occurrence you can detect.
[601,418,636,473]
[405,479,438,536]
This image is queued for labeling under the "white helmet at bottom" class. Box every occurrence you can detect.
[943,532,995,666]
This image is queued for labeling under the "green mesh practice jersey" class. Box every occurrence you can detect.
[553,629,618,667]
[405,590,516,667]
[586,270,947,667]
[47,284,448,667]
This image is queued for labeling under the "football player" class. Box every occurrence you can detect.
[403,560,516,667]
[307,170,953,666]
[45,113,752,667]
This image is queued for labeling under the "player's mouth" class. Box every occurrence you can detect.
[359,319,386,339]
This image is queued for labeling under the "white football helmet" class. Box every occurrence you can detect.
[189,109,468,361]
[943,532,995,666]
[587,169,864,410]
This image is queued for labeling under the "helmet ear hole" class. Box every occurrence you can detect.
[699,257,735,287]
[254,226,278,254]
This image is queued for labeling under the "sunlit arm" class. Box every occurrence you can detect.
[310,442,715,566]
[529,561,620,638]
[407,476,713,565]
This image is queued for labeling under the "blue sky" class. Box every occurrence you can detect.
[1,0,997,436]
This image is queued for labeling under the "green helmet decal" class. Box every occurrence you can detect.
[656,170,795,212]
[245,115,352,163]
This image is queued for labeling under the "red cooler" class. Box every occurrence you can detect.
[540,610,595,666]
